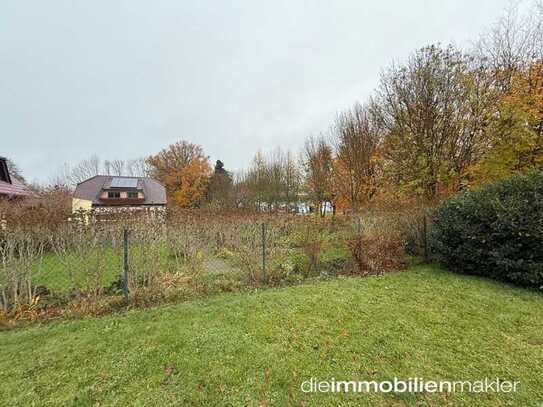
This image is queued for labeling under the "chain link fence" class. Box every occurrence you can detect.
[1,210,432,315]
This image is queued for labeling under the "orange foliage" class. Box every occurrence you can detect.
[170,157,211,207]
[469,61,543,184]
[146,141,212,208]
[503,61,543,120]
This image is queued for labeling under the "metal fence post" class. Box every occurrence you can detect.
[261,222,267,283]
[423,213,428,262]
[123,228,129,303]
[357,217,362,235]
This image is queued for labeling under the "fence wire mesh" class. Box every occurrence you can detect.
[0,210,431,313]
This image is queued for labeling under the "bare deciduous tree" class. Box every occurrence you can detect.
[52,155,151,188]
[104,159,125,176]
[126,158,150,177]
[66,155,101,185]
[235,148,303,211]
[475,1,543,89]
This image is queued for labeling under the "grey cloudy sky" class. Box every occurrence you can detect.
[2,0,514,183]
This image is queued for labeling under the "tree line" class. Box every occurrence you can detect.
[49,2,542,213]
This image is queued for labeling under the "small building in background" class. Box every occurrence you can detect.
[72,175,166,214]
[0,156,31,199]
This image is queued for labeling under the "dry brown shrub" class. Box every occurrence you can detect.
[0,188,71,235]
[347,216,406,275]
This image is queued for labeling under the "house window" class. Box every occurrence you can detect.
[108,191,121,198]
[0,159,11,184]
[128,191,139,199]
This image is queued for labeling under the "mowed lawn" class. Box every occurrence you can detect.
[1,265,543,406]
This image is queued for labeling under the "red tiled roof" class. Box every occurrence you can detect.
[0,176,31,197]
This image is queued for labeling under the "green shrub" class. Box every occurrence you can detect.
[431,172,543,288]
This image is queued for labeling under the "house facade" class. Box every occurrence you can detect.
[0,157,31,199]
[72,175,166,213]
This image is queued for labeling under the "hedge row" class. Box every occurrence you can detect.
[431,172,543,289]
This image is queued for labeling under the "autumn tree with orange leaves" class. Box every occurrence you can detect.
[473,61,543,182]
[332,104,381,211]
[146,141,211,208]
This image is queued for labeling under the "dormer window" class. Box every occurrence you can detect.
[0,158,11,184]
[98,177,146,204]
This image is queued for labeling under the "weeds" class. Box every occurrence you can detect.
[0,209,418,322]
[348,215,407,275]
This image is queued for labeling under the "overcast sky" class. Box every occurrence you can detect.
[1,0,515,183]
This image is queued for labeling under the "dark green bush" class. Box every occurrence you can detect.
[431,172,543,289]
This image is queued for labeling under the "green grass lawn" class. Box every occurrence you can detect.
[29,241,349,296]
[33,248,123,292]
[31,244,190,294]
[2,265,542,406]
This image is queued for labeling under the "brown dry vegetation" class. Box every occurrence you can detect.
[0,200,427,324]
